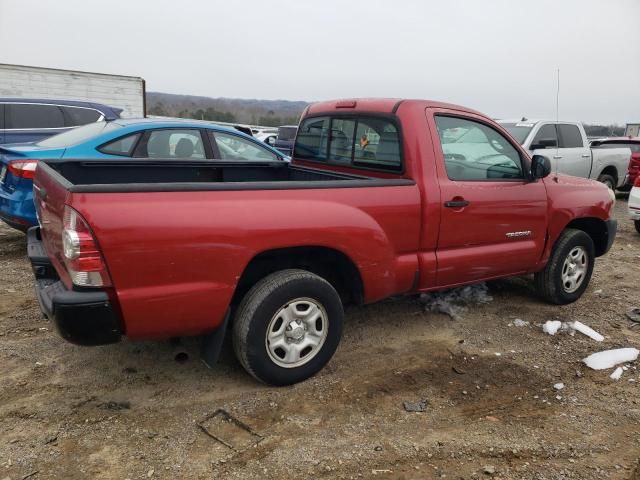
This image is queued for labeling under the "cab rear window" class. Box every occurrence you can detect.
[294,115,402,172]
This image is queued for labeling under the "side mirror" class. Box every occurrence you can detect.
[531,155,551,179]
[530,138,557,150]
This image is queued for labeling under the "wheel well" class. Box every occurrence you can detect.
[565,217,609,257]
[599,166,618,182]
[232,247,364,306]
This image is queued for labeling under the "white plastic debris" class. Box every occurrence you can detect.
[571,321,604,342]
[542,320,562,335]
[583,348,640,370]
[610,367,623,381]
[419,282,492,320]
[553,383,564,391]
[512,319,529,327]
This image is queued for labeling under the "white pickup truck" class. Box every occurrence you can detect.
[499,120,631,189]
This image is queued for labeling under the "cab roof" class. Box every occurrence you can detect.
[305,98,484,116]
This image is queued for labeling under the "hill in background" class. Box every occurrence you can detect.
[146,92,307,126]
[147,92,627,135]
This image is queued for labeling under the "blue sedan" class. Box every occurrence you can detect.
[0,118,287,231]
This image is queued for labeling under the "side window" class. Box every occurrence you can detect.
[435,115,524,181]
[294,116,330,161]
[145,129,205,159]
[211,131,278,161]
[531,124,558,146]
[98,133,141,156]
[62,106,102,127]
[7,104,65,129]
[557,124,583,148]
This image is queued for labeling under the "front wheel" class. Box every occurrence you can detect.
[233,269,343,386]
[635,220,640,234]
[534,229,595,305]
[597,173,616,190]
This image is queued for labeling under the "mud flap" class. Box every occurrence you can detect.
[200,310,230,369]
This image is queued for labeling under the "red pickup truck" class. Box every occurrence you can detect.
[28,98,617,385]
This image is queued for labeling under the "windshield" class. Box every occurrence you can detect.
[36,121,121,148]
[499,122,534,144]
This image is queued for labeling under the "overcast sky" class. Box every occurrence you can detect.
[1,0,639,123]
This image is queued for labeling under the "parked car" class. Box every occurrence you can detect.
[255,130,278,147]
[273,125,297,155]
[629,176,640,234]
[0,98,122,144]
[28,98,616,386]
[498,120,631,190]
[589,137,640,190]
[0,118,286,231]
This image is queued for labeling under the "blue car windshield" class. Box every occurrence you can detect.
[36,121,122,148]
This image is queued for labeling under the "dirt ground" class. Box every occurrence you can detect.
[1,198,639,480]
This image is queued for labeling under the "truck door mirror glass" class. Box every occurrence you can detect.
[531,155,551,179]
[530,138,557,150]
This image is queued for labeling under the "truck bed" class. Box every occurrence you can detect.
[42,159,412,193]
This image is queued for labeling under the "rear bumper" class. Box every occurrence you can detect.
[0,212,31,232]
[27,227,122,346]
[0,183,37,230]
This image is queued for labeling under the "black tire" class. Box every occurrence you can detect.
[232,269,343,386]
[635,220,640,234]
[534,229,595,305]
[597,173,616,190]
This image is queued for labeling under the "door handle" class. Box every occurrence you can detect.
[581,153,590,158]
[553,155,562,159]
[444,199,470,208]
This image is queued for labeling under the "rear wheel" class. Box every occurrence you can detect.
[635,220,640,234]
[534,229,595,304]
[233,269,343,386]
[597,173,616,190]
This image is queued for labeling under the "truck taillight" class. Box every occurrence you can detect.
[7,159,38,179]
[62,206,112,287]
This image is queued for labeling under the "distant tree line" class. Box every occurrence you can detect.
[146,93,305,127]
[583,124,626,137]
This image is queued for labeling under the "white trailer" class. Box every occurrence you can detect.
[625,123,640,137]
[0,63,145,118]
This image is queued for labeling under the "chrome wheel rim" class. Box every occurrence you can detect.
[265,297,328,368]
[561,246,588,293]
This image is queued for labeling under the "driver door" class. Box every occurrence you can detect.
[427,110,549,288]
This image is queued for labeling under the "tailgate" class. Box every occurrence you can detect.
[33,163,73,285]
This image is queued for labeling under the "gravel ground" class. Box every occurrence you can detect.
[0,198,639,480]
